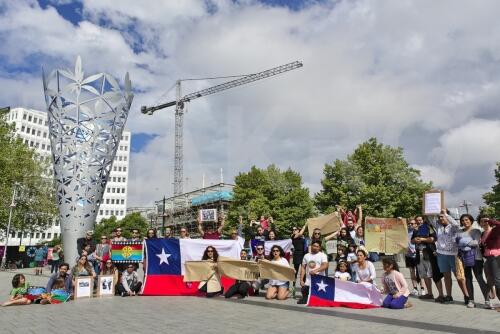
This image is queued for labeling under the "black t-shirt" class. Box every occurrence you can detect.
[292,236,306,256]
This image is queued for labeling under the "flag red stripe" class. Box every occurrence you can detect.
[307,295,380,309]
[142,275,236,296]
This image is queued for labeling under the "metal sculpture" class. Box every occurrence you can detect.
[42,56,133,264]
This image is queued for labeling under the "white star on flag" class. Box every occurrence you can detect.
[316,280,328,292]
[156,248,171,265]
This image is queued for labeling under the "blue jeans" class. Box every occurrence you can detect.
[93,261,101,275]
[383,294,408,309]
[437,254,456,273]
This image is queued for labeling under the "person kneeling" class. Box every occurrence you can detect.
[118,264,142,297]
[381,258,412,309]
[265,246,291,301]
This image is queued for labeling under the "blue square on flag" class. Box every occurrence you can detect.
[310,274,335,300]
[146,239,182,275]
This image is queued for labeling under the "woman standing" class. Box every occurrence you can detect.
[291,227,306,282]
[265,245,290,300]
[456,214,488,308]
[199,246,223,297]
[95,236,111,274]
[354,249,376,284]
[51,245,62,274]
[479,217,500,310]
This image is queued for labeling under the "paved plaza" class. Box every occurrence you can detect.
[0,263,499,334]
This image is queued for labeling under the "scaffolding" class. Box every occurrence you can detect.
[154,183,234,236]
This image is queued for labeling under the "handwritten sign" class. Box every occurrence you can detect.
[423,190,444,215]
[365,217,408,255]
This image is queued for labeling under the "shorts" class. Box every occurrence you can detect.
[273,282,289,289]
[36,261,44,268]
[455,256,465,280]
[405,256,417,268]
[437,254,456,273]
[417,258,433,278]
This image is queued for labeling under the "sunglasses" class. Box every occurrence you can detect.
[313,232,321,235]
[207,250,214,253]
[180,230,187,233]
[116,229,122,232]
[272,249,280,253]
[256,247,264,250]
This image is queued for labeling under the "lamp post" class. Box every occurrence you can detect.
[1,183,18,269]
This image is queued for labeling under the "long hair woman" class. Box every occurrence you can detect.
[199,246,222,297]
[265,245,290,301]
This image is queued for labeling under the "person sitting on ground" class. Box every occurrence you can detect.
[1,274,30,307]
[71,255,96,287]
[102,260,120,294]
[353,249,376,284]
[266,245,291,301]
[224,250,253,299]
[198,246,223,297]
[334,260,352,281]
[198,216,225,240]
[34,244,46,276]
[381,257,412,309]
[297,240,328,304]
[118,264,142,297]
[40,277,71,304]
[46,262,72,294]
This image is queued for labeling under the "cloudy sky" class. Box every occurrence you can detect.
[1,0,499,212]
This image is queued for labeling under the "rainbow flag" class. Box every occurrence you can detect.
[111,241,143,263]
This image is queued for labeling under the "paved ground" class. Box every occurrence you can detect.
[0,263,499,334]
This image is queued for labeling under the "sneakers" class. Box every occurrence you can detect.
[466,300,476,308]
[419,294,434,300]
[434,296,445,303]
[443,296,453,303]
[411,288,419,296]
[121,292,127,297]
[485,300,494,309]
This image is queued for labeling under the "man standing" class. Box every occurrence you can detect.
[111,227,127,242]
[46,262,72,294]
[297,240,328,304]
[198,216,225,240]
[118,264,143,297]
[77,230,96,256]
[164,227,174,239]
[131,229,142,241]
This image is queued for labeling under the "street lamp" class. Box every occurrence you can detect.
[1,183,18,269]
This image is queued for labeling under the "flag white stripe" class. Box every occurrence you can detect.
[179,239,242,275]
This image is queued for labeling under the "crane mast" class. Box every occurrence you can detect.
[142,61,303,196]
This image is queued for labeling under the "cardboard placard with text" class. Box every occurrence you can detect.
[306,212,342,237]
[218,259,260,281]
[258,259,295,282]
[183,261,215,282]
[423,190,444,215]
[365,217,408,255]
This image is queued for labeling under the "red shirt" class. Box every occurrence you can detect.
[482,220,500,257]
[203,231,221,240]
[260,219,269,231]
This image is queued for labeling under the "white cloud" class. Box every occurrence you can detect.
[1,0,500,209]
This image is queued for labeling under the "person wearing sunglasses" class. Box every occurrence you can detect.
[112,227,126,242]
[178,227,190,239]
[77,230,96,256]
[145,229,158,239]
[102,260,119,294]
[130,229,142,241]
[291,226,306,287]
[251,244,268,294]
[265,246,290,300]
[95,235,111,274]
[118,264,142,297]
[198,246,223,297]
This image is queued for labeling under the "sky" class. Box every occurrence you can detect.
[1,0,499,212]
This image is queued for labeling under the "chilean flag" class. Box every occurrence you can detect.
[250,239,293,260]
[141,239,242,296]
[308,274,383,309]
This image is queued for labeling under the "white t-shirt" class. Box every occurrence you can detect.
[334,271,351,281]
[269,257,291,286]
[302,252,328,286]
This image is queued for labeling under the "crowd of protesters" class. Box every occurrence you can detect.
[2,208,499,312]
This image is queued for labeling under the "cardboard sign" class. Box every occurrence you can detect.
[306,212,342,237]
[199,209,217,222]
[74,277,93,299]
[218,259,260,281]
[184,261,215,282]
[258,259,295,282]
[97,275,115,297]
[365,217,408,255]
[423,190,444,215]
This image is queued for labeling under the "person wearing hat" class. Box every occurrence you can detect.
[77,230,96,256]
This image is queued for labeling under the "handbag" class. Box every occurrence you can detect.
[459,249,476,267]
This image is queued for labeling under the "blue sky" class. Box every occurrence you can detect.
[1,0,499,209]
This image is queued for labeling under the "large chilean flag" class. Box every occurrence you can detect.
[141,238,242,296]
[307,274,383,309]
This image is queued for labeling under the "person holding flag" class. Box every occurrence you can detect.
[297,240,328,304]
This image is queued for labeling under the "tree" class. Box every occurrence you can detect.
[94,212,149,240]
[482,162,500,217]
[227,165,314,237]
[315,138,432,218]
[0,109,57,236]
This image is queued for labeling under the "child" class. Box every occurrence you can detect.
[40,278,70,304]
[334,261,352,281]
[381,258,412,309]
[346,244,358,282]
[336,245,347,263]
[2,274,31,307]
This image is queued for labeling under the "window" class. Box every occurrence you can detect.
[44,120,48,126]
[26,127,31,133]
[30,141,34,147]
[35,142,39,148]
[124,146,128,151]
[107,188,110,193]
[120,210,124,216]
[105,210,109,215]
[106,199,110,204]
[122,188,126,193]
[112,177,116,182]
[54,233,58,238]
[11,232,15,238]
[21,125,25,132]
[23,114,27,120]
[47,233,52,238]
[36,232,40,238]
[112,188,115,193]
[42,233,46,239]
[31,129,35,135]
[99,210,103,215]
[39,119,42,125]
[42,144,45,150]
[124,156,127,161]
[17,232,22,238]
[28,115,32,121]
[37,130,41,136]
[33,117,38,124]
[123,177,126,182]
[23,232,29,238]
[123,167,127,172]
[113,166,117,171]
[43,132,47,138]
[118,167,122,172]
[24,139,28,145]
[121,199,125,204]
[55,220,59,226]
[111,199,115,204]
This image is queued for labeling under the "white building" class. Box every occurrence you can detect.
[4,107,130,246]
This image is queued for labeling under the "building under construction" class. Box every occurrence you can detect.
[153,183,234,236]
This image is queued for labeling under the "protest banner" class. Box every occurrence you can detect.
[306,212,342,237]
[200,209,217,222]
[423,190,444,215]
[258,259,295,282]
[218,259,260,281]
[183,261,215,282]
[365,217,408,255]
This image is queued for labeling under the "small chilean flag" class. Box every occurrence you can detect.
[307,274,383,309]
[141,239,241,296]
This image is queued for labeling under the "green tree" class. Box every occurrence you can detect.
[482,162,500,217]
[315,138,432,218]
[0,108,57,235]
[94,212,149,240]
[227,165,314,237]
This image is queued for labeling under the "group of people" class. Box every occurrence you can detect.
[2,208,499,312]
[404,211,500,310]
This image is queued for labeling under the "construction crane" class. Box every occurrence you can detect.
[141,60,303,196]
